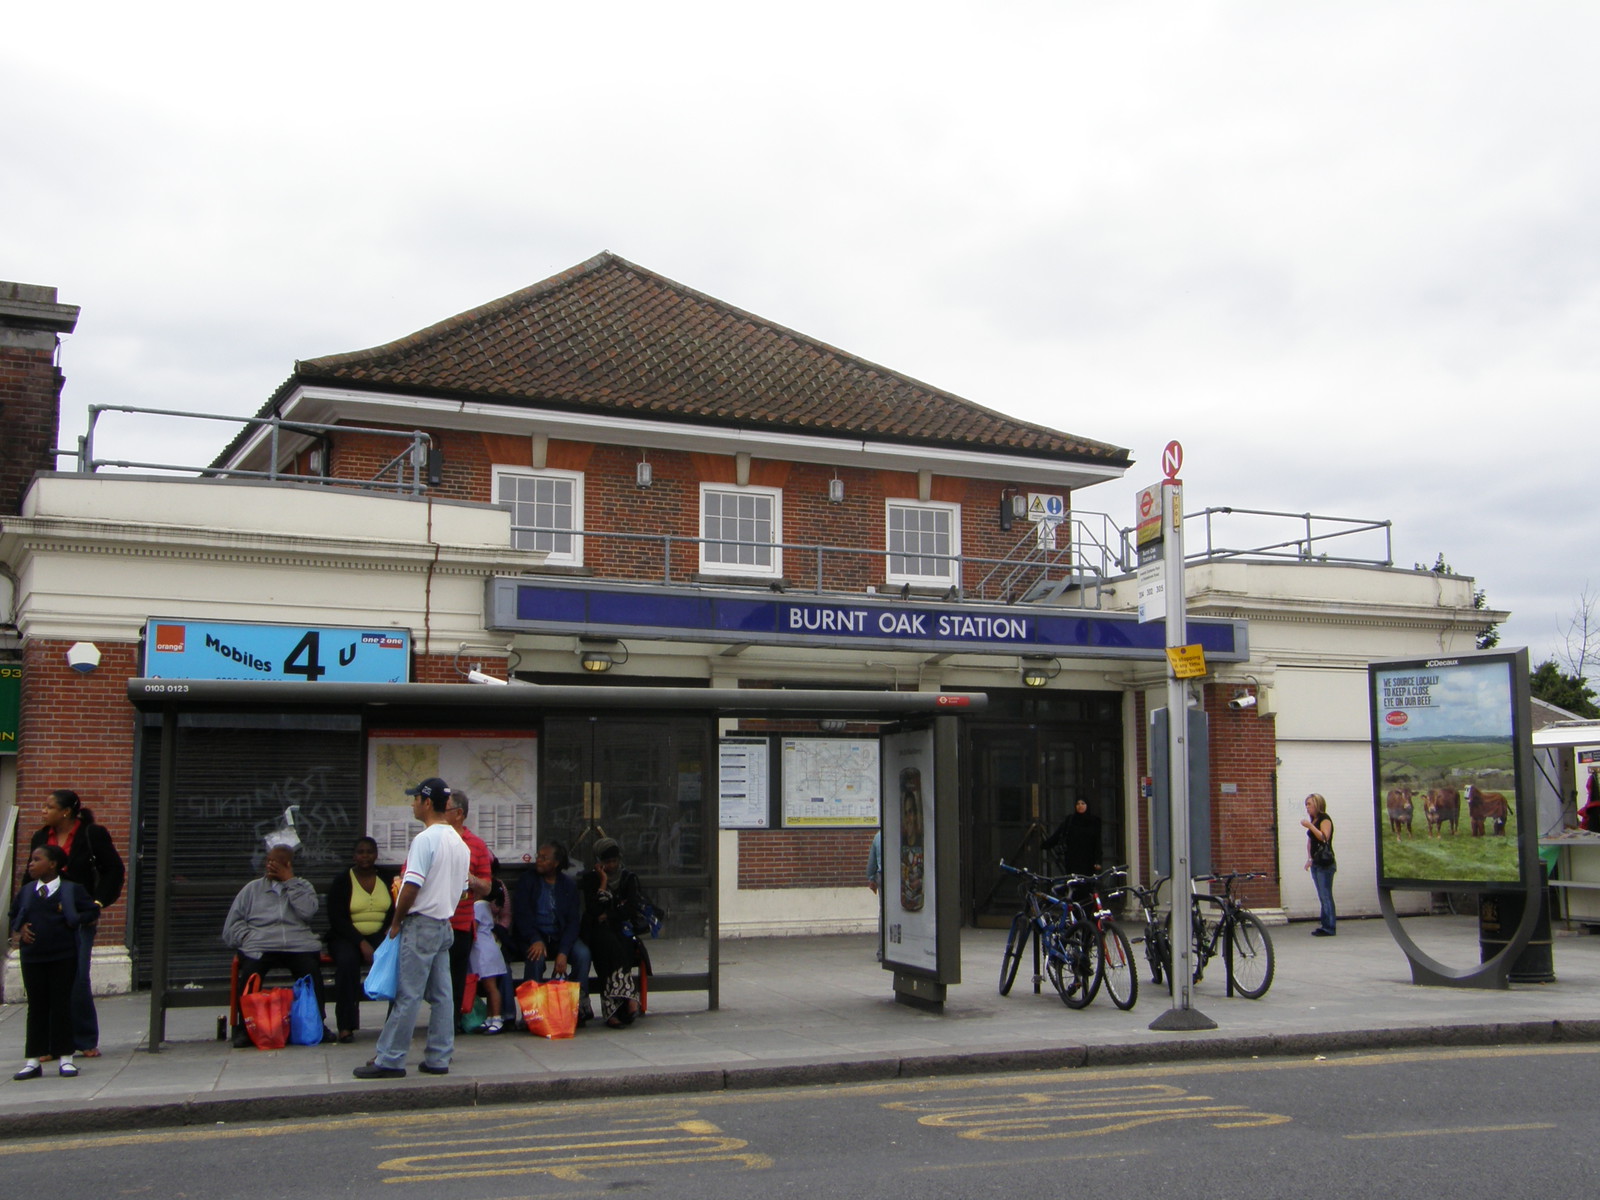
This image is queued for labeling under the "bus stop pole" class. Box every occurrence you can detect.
[147,708,177,1052]
[1151,478,1216,1031]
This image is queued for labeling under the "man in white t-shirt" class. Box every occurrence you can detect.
[354,778,470,1079]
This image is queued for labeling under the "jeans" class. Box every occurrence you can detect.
[1310,863,1337,932]
[523,938,593,1015]
[71,922,99,1051]
[372,915,455,1070]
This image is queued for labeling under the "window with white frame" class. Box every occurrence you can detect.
[886,500,960,585]
[494,467,583,565]
[700,484,782,577]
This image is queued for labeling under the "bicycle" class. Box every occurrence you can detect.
[1187,871,1275,999]
[1117,873,1172,988]
[1077,867,1138,1011]
[996,862,1102,1008]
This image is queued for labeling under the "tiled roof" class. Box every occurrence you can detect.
[279,253,1128,466]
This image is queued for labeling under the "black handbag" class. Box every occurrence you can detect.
[1310,836,1335,869]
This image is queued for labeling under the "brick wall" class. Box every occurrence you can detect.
[325,425,1043,592]
[1202,687,1280,907]
[738,827,877,889]
[13,640,140,940]
[1132,685,1280,906]
[0,344,63,515]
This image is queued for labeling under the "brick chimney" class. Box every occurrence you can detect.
[0,282,79,514]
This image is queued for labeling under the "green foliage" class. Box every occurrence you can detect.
[1416,553,1499,650]
[1529,659,1600,719]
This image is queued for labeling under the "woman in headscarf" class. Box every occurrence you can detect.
[578,838,643,1028]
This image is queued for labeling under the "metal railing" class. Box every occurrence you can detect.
[511,523,1122,607]
[64,405,436,495]
[1177,506,1394,569]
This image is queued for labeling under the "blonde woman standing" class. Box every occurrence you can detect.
[1300,794,1336,937]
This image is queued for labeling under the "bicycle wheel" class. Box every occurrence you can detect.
[1099,922,1139,1011]
[1225,909,1275,999]
[998,912,1029,996]
[1047,922,1101,1009]
[1145,918,1171,989]
[1162,912,1207,986]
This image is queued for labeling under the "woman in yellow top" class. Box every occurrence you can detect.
[325,836,395,1042]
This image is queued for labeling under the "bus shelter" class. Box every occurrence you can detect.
[125,679,984,1049]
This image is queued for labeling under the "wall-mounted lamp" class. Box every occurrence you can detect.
[828,475,845,504]
[999,488,1027,531]
[409,439,443,487]
[578,639,629,673]
[66,642,101,674]
[819,719,848,734]
[636,456,653,488]
[1019,655,1060,688]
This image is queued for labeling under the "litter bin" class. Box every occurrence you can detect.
[1479,866,1555,983]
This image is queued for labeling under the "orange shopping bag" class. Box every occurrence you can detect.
[239,973,292,1050]
[515,978,580,1039]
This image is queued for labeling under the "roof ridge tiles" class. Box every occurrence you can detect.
[240,253,1129,469]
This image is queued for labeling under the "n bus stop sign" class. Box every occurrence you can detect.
[1163,440,1183,482]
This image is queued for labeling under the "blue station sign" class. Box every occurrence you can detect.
[143,619,412,683]
[485,579,1247,662]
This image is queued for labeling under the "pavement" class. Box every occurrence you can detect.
[3,912,1599,1139]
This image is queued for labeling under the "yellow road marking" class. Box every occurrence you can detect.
[0,1043,1593,1157]
[907,1148,1154,1172]
[1347,1123,1557,1140]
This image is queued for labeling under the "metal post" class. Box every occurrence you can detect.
[147,709,177,1051]
[1151,479,1216,1031]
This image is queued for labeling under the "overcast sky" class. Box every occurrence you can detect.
[5,2,1595,673]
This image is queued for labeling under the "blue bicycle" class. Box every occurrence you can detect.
[996,862,1101,1008]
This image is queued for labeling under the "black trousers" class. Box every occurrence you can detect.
[449,927,473,1018]
[328,936,380,1032]
[22,957,78,1058]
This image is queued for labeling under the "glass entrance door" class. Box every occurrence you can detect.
[542,715,715,993]
[967,718,1123,925]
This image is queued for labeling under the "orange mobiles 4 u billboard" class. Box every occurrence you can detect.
[1369,648,1532,890]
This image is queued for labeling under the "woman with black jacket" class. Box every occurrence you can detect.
[30,789,124,1058]
[324,836,396,1042]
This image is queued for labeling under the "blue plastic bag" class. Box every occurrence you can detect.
[289,974,323,1046]
[364,934,400,1001]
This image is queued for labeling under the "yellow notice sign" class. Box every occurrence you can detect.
[1166,645,1207,679]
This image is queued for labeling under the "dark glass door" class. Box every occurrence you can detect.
[967,718,1123,925]
[541,716,715,983]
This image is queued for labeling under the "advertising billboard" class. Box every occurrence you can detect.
[1369,649,1531,889]
[143,619,410,683]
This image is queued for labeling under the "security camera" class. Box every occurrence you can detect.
[65,642,101,674]
[1228,693,1257,711]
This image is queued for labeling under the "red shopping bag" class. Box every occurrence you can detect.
[239,973,292,1050]
[515,978,580,1039]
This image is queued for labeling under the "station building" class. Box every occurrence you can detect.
[0,259,1500,999]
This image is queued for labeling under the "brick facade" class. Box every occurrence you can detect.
[327,427,1036,594]
[738,828,877,889]
[13,639,140,940]
[1132,684,1281,908]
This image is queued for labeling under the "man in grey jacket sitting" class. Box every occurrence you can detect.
[224,845,331,1046]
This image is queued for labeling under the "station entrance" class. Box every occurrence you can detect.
[965,691,1126,926]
